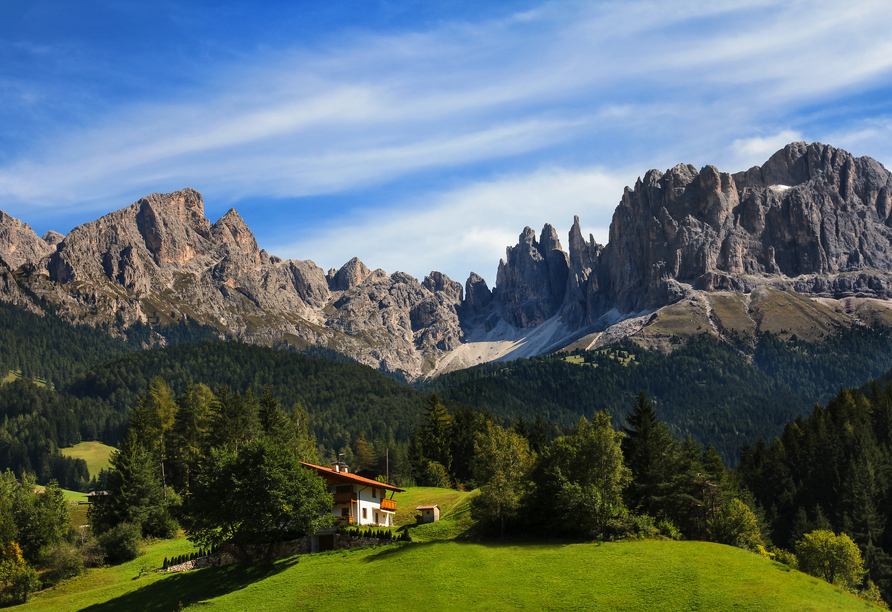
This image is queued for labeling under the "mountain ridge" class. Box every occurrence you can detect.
[4,141,892,378]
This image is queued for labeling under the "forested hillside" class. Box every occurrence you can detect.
[0,340,436,490]
[0,298,230,388]
[425,329,892,465]
[63,341,430,448]
[0,300,133,387]
[0,379,121,490]
[738,382,892,602]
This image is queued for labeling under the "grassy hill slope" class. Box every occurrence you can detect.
[15,539,880,612]
[60,441,114,479]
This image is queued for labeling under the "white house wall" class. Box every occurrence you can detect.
[328,483,395,527]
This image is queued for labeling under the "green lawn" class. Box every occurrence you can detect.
[392,486,470,526]
[60,441,115,479]
[400,489,477,542]
[14,539,883,611]
[15,537,198,612]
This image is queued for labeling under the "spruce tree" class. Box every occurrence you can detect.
[421,395,452,474]
[621,392,676,516]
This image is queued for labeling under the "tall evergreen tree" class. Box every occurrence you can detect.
[89,429,176,538]
[621,392,676,516]
[421,394,452,474]
[449,407,485,485]
[169,382,214,494]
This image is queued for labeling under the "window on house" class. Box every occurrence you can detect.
[341,508,349,517]
[362,508,367,519]
[375,512,379,524]
[336,485,351,494]
[372,488,376,499]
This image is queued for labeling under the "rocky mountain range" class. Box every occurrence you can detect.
[3,141,892,379]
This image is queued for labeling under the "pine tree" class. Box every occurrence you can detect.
[621,392,676,516]
[531,412,547,455]
[258,386,291,440]
[352,433,376,471]
[420,395,452,474]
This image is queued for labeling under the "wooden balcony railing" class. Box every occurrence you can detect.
[380,498,397,512]
[333,492,357,504]
[334,515,354,524]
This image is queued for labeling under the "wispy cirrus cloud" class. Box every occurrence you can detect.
[3,0,892,281]
[273,165,634,286]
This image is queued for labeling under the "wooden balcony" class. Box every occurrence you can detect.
[333,492,357,504]
[380,498,397,512]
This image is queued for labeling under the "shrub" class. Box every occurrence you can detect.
[628,514,660,539]
[143,511,179,540]
[98,522,143,564]
[6,564,39,605]
[859,580,888,609]
[41,542,84,583]
[0,543,40,605]
[79,534,106,568]
[772,548,798,569]
[656,519,681,540]
[422,461,452,489]
[709,498,763,550]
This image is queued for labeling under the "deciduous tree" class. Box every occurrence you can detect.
[472,423,534,538]
[796,530,865,588]
[183,437,332,560]
[529,411,631,537]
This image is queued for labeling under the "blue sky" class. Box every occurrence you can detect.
[3,1,892,286]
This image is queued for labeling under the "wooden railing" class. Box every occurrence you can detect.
[334,515,354,524]
[333,492,357,504]
[380,498,397,511]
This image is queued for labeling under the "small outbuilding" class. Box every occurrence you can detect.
[86,490,112,505]
[416,504,440,524]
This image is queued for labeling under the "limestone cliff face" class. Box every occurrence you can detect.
[3,142,892,379]
[3,189,463,378]
[0,211,57,270]
[495,224,569,327]
[465,142,892,344]
[604,142,892,312]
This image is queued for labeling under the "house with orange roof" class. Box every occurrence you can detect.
[301,461,404,527]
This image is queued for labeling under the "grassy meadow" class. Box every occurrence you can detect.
[392,486,470,525]
[13,538,883,612]
[60,441,115,479]
[1,369,50,388]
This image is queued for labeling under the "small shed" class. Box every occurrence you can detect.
[416,504,440,524]
[86,491,112,505]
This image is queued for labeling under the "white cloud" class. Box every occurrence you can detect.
[273,165,632,287]
[728,130,804,170]
[4,0,892,255]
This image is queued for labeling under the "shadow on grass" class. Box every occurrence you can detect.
[81,558,299,612]
[359,537,572,564]
[358,541,436,563]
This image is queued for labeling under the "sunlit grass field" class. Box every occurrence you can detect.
[60,441,115,479]
[10,487,884,611]
[13,538,883,612]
